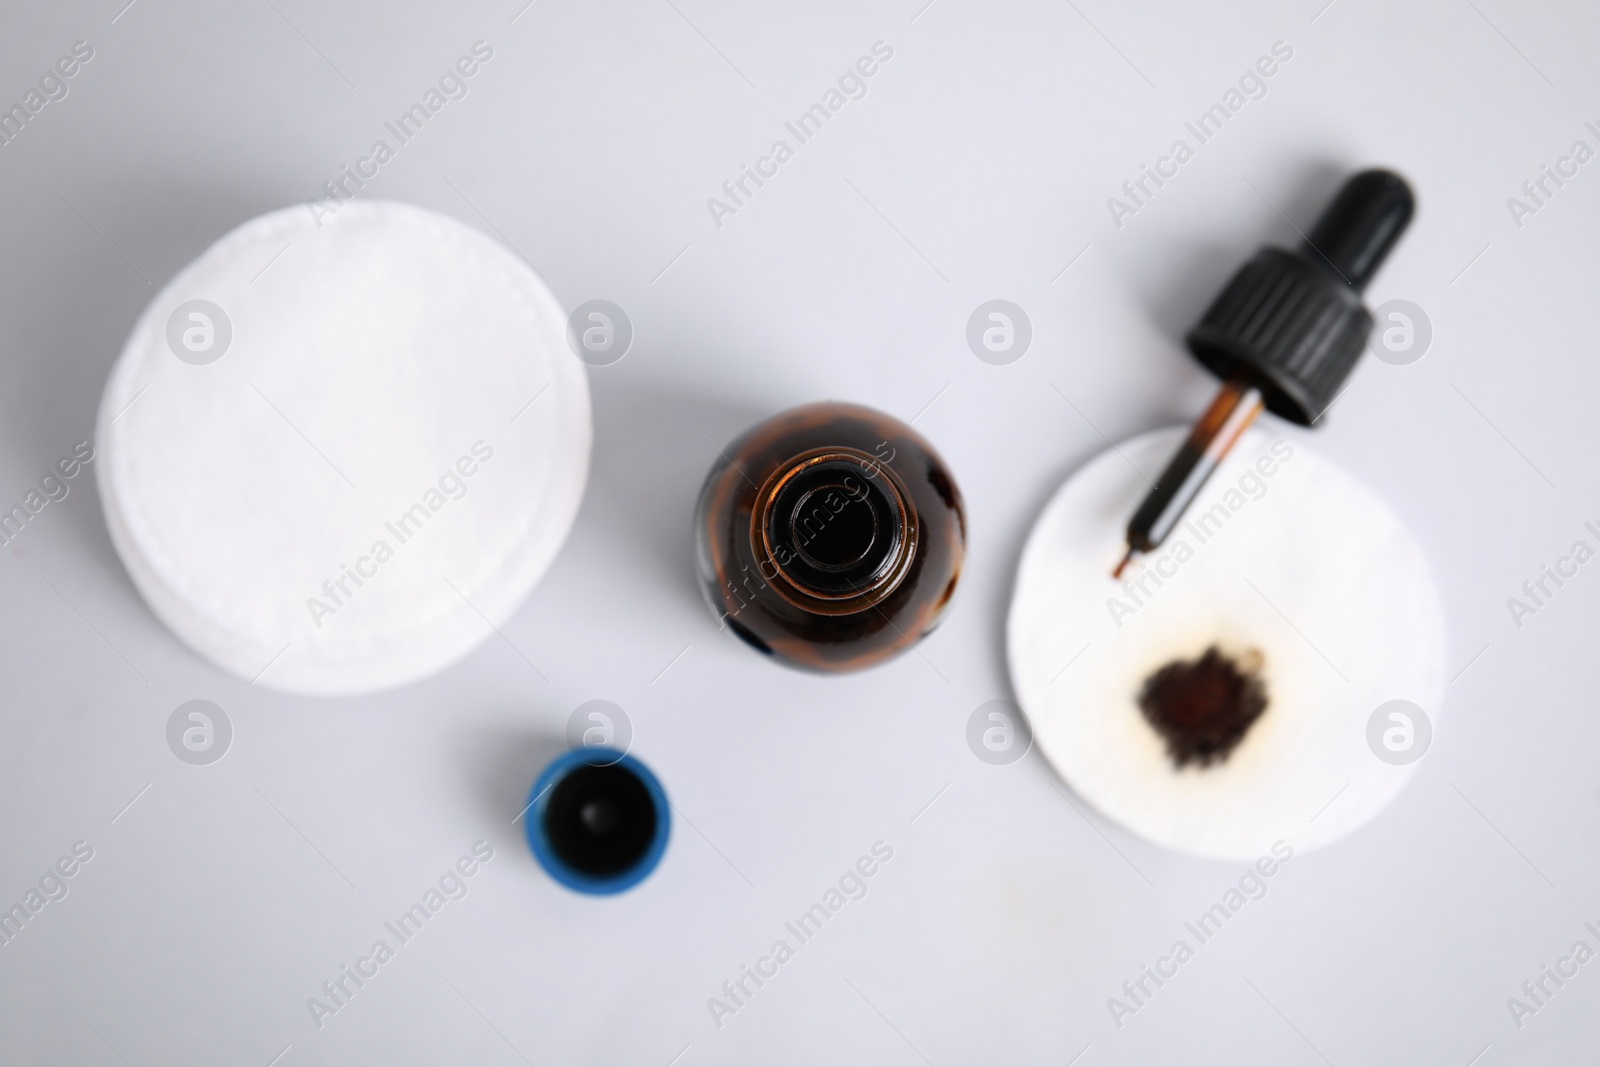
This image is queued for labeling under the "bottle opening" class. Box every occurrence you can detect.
[792,484,879,570]
[762,455,906,599]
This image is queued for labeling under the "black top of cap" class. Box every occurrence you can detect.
[1186,169,1415,425]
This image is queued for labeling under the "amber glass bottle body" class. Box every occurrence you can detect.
[695,402,966,672]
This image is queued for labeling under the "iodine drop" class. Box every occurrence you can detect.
[1008,427,1445,860]
[96,201,591,694]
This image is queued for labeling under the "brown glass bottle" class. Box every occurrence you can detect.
[695,402,966,672]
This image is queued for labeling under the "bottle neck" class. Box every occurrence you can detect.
[751,448,918,614]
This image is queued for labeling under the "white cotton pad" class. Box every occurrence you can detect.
[96,201,591,695]
[1007,427,1445,860]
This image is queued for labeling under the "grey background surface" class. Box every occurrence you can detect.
[2,0,1598,1064]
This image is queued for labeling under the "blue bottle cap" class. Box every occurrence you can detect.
[524,748,670,894]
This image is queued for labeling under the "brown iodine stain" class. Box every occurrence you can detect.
[1137,646,1267,769]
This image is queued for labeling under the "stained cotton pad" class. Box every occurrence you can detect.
[1008,427,1445,860]
[97,201,591,695]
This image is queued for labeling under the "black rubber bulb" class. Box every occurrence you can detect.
[1301,169,1415,292]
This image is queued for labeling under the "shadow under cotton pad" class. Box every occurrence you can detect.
[1007,427,1445,861]
[96,201,591,695]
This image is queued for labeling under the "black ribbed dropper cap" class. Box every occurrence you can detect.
[1185,169,1415,425]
